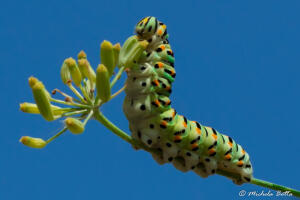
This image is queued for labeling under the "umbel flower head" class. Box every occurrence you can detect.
[19,39,125,149]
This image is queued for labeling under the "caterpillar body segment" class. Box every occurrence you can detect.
[123,16,253,185]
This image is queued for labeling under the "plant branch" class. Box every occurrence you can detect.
[67,83,86,103]
[110,85,126,100]
[110,66,125,88]
[46,127,68,144]
[50,97,90,109]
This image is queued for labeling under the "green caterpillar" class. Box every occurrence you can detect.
[123,16,253,184]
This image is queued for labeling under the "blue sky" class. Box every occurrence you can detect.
[1,0,300,199]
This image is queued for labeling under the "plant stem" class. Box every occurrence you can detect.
[50,97,90,109]
[46,127,68,144]
[83,110,94,126]
[79,84,92,104]
[92,109,300,198]
[110,85,126,100]
[93,109,132,143]
[251,178,300,197]
[62,109,88,117]
[110,66,125,88]
[68,83,86,103]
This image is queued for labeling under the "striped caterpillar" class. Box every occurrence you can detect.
[123,16,253,184]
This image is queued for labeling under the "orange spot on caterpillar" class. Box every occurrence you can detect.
[174,135,182,141]
[154,79,159,86]
[166,100,171,105]
[208,148,216,155]
[158,29,163,35]
[166,86,171,91]
[191,143,198,149]
[183,121,187,128]
[237,161,244,166]
[242,149,245,154]
[228,142,233,147]
[158,62,164,68]
[172,111,176,117]
[225,154,231,160]
[160,45,166,50]
[162,24,167,29]
[196,127,201,134]
[161,120,168,126]
[212,133,218,140]
[154,99,160,106]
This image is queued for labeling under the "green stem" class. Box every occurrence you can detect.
[93,109,132,144]
[68,83,86,103]
[79,84,92,104]
[62,109,88,117]
[92,109,300,198]
[50,97,90,109]
[110,85,126,100]
[251,178,300,197]
[110,66,125,88]
[46,127,68,144]
[83,110,94,126]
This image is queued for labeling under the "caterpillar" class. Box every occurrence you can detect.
[123,16,253,185]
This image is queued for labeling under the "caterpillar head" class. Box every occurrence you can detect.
[135,16,158,39]
[135,17,168,39]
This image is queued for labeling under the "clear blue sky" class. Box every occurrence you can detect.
[1,1,300,199]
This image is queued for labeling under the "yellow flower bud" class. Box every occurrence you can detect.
[123,40,148,68]
[20,102,40,114]
[20,102,65,116]
[60,61,71,84]
[28,76,39,88]
[64,57,82,86]
[19,136,47,149]
[31,81,55,121]
[113,43,121,68]
[77,50,87,60]
[78,59,96,84]
[96,64,111,103]
[65,117,84,134]
[100,40,115,77]
[119,36,148,68]
[120,35,138,58]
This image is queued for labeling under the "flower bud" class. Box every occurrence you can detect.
[65,117,84,134]
[78,59,96,84]
[120,36,138,58]
[60,61,71,84]
[113,43,121,68]
[96,64,111,103]
[64,57,82,86]
[120,39,148,68]
[19,136,47,148]
[100,40,115,77]
[20,102,40,114]
[31,81,55,121]
[20,102,66,116]
[28,76,39,88]
[77,50,87,60]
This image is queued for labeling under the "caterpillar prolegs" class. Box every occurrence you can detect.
[123,16,253,184]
